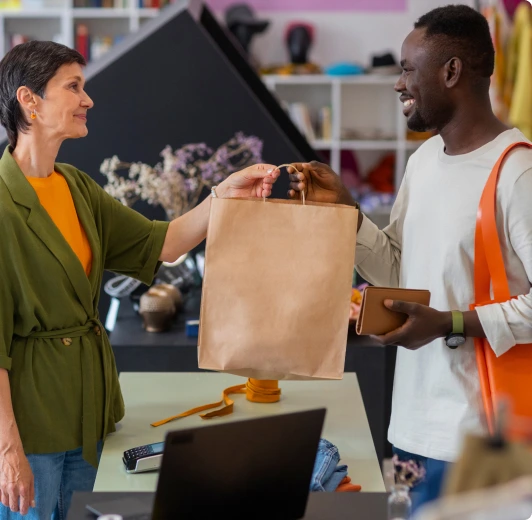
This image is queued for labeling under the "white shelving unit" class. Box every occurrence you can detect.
[263,74,427,192]
[0,1,161,59]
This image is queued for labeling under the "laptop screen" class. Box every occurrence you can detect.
[152,408,326,520]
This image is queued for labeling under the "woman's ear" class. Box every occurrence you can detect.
[16,86,38,113]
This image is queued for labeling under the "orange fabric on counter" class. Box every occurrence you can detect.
[27,172,92,276]
[335,476,362,493]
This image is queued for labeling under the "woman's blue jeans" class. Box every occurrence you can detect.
[0,442,102,520]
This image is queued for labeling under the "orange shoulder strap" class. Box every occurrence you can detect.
[475,142,532,304]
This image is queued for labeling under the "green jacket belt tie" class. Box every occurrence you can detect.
[28,319,103,467]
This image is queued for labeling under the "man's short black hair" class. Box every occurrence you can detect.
[0,41,86,148]
[415,5,495,82]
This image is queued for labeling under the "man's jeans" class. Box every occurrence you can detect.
[0,442,102,520]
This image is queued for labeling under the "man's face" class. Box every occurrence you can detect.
[394,28,454,132]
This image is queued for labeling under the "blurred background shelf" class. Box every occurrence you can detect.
[0,3,433,227]
[263,73,429,197]
[1,8,64,16]
[72,8,131,18]
[0,1,170,58]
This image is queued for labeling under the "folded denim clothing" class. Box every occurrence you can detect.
[310,439,348,492]
[322,464,348,492]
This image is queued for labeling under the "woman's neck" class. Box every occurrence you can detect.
[12,133,62,178]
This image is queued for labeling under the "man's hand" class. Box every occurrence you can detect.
[287,161,356,206]
[0,445,35,515]
[372,300,452,350]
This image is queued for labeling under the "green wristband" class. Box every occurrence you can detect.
[451,310,464,335]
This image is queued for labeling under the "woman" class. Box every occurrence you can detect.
[0,40,279,519]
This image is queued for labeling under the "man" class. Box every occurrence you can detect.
[289,4,532,503]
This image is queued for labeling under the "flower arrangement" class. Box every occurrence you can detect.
[392,454,426,488]
[100,132,264,220]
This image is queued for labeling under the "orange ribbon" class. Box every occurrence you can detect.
[151,378,281,427]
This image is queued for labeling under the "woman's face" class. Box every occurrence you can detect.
[34,62,94,140]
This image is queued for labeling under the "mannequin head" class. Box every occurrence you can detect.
[285,23,315,65]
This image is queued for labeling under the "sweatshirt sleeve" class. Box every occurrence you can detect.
[476,168,532,357]
[355,163,410,288]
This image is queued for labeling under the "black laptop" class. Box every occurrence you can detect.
[87,408,326,520]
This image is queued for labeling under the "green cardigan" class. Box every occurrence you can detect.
[0,146,169,466]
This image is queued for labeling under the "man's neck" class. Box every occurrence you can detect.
[439,103,509,156]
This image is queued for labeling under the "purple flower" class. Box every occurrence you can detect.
[101,133,265,220]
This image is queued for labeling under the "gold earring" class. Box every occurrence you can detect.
[30,110,36,120]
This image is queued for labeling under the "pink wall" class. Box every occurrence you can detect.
[206,0,407,12]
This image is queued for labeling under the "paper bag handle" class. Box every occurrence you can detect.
[264,164,306,205]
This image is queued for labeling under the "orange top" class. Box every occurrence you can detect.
[27,172,92,276]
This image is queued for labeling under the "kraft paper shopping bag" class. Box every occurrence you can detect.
[198,197,358,380]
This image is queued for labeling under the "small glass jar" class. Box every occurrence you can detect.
[388,484,412,520]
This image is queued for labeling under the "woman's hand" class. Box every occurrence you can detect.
[0,445,35,515]
[216,164,280,199]
[287,161,356,206]
[159,163,280,262]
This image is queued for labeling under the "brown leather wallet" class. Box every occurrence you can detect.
[355,287,431,336]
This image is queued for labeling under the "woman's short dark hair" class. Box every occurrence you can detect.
[0,41,86,148]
